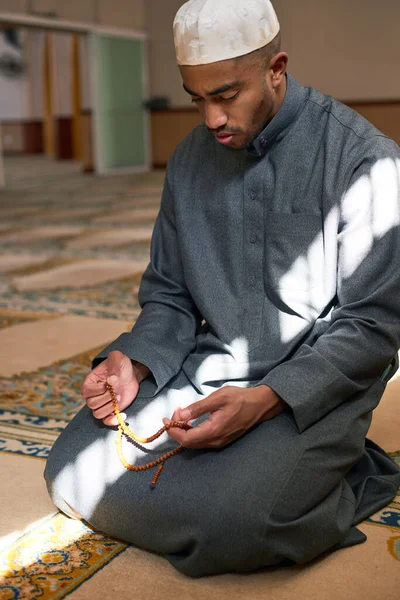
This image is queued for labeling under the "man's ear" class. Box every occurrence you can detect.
[270,52,288,87]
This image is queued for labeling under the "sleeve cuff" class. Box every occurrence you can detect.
[260,345,364,432]
[91,332,177,396]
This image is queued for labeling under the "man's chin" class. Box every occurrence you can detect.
[224,136,250,151]
[228,139,250,151]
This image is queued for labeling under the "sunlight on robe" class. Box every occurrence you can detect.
[278,157,400,343]
[340,157,400,279]
[51,338,251,519]
[194,337,250,388]
[51,386,205,519]
[278,225,329,343]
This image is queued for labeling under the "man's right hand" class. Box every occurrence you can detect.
[81,350,149,427]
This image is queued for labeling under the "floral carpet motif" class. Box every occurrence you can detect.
[0,345,127,599]
[366,452,400,562]
[0,513,128,600]
[0,346,104,459]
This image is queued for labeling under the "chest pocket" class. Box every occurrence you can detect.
[264,213,324,292]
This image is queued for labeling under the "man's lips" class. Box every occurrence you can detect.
[215,132,236,144]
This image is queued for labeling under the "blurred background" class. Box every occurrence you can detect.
[0,0,399,187]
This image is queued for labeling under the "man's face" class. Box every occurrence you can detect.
[180,55,278,150]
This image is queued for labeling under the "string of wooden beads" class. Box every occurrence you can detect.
[100,380,191,488]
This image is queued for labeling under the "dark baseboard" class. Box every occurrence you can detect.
[55,117,74,160]
[3,150,25,156]
[24,121,44,154]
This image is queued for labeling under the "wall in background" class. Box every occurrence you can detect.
[97,0,145,30]
[145,0,186,107]
[276,0,400,101]
[0,1,27,14]
[0,0,146,29]
[31,0,96,22]
[79,36,92,111]
[27,30,44,119]
[36,0,96,23]
[52,33,73,117]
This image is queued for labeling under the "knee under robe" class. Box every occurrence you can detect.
[44,372,400,577]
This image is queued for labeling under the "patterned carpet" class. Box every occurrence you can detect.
[0,156,399,600]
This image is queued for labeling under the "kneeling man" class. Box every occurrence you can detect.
[45,0,400,577]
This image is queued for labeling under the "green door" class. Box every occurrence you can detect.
[93,33,148,172]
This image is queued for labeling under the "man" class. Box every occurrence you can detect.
[45,0,400,577]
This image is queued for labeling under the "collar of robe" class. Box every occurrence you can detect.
[246,73,308,158]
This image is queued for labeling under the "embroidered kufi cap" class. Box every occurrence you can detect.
[174,0,280,66]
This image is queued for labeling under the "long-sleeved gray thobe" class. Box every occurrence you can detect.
[45,74,400,577]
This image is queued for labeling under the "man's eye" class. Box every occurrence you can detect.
[191,97,202,103]
[221,93,238,102]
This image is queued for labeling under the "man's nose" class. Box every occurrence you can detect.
[204,103,228,130]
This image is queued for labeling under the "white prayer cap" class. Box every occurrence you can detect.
[174,0,280,66]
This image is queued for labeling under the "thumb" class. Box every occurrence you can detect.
[106,374,119,389]
[178,396,220,422]
[106,350,126,381]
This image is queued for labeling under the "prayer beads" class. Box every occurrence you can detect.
[100,381,191,488]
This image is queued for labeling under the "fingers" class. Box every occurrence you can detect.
[163,416,220,448]
[90,391,123,424]
[103,412,127,427]
[82,351,132,399]
[92,401,117,421]
[81,372,109,400]
[85,388,110,408]
[82,352,137,427]
[85,377,119,422]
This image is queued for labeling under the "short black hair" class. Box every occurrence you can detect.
[237,32,282,71]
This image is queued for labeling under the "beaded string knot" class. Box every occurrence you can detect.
[100,380,191,489]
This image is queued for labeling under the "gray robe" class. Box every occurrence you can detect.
[45,74,400,577]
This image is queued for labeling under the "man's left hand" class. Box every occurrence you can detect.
[163,385,286,449]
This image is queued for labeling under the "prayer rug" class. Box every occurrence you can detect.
[0,514,128,600]
[0,347,102,459]
[365,451,400,562]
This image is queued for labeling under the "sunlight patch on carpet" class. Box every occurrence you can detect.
[0,513,127,600]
